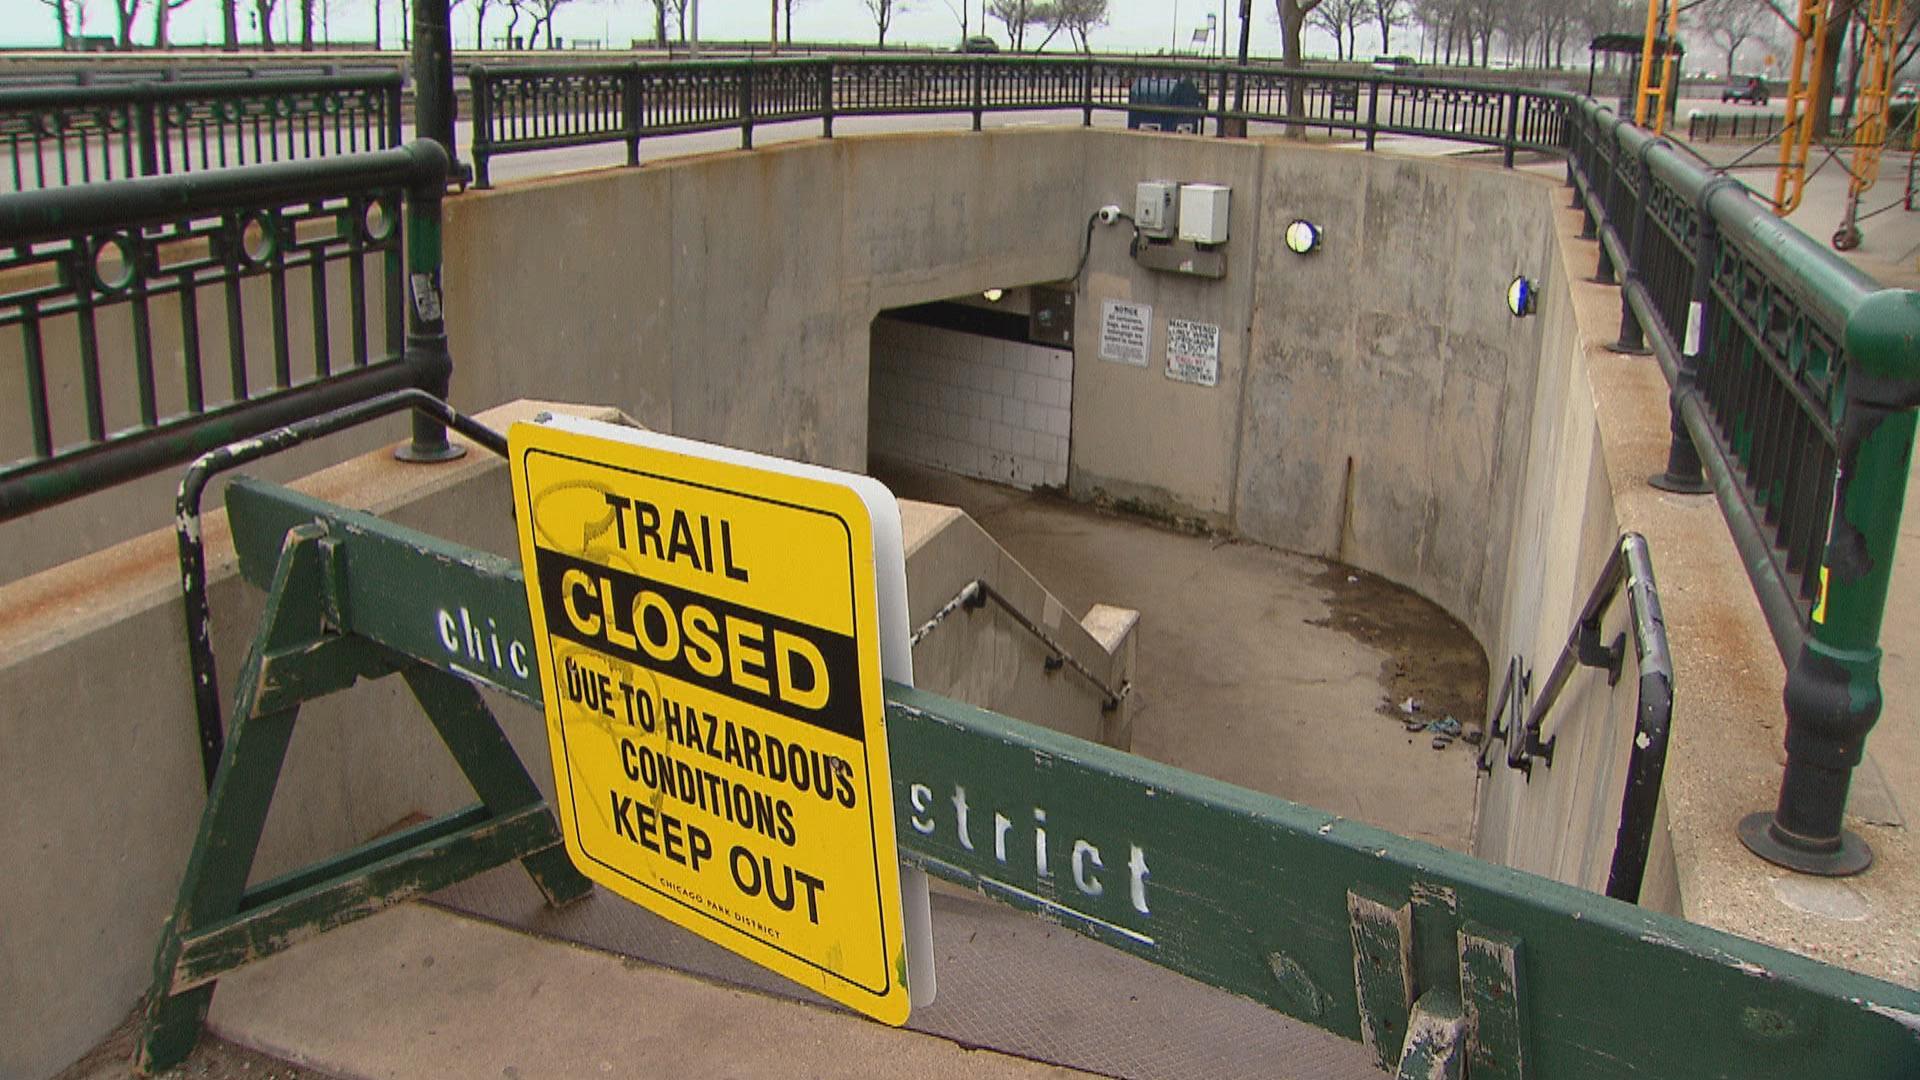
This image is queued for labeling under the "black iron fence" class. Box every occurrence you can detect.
[467,56,1571,186]
[0,139,456,521]
[1566,98,1920,876]
[0,72,404,191]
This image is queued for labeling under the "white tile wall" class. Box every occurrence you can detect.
[868,317,1071,490]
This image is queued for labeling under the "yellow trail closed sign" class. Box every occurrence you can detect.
[510,415,912,1024]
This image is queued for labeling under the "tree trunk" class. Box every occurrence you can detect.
[371,0,381,49]
[300,0,314,49]
[1811,0,1857,138]
[255,0,275,48]
[116,0,134,48]
[474,0,486,49]
[783,0,794,43]
[655,0,666,45]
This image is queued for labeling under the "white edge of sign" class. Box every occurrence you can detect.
[527,414,937,1008]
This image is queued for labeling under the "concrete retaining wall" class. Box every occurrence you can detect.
[4,127,1696,1074]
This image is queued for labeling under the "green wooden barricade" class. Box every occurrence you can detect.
[143,476,1920,1079]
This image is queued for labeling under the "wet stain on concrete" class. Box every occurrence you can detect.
[1307,561,1489,735]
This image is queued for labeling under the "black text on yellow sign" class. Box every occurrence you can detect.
[511,418,909,1025]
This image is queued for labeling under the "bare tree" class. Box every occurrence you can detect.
[1050,0,1107,50]
[38,0,68,48]
[937,0,968,39]
[108,0,148,48]
[522,0,576,47]
[1275,0,1326,128]
[782,0,806,43]
[988,0,1037,49]
[1308,0,1366,58]
[251,0,281,48]
[1693,0,1769,74]
[152,0,196,46]
[1371,0,1406,55]
[863,0,902,45]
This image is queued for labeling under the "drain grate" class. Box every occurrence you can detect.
[432,867,1384,1080]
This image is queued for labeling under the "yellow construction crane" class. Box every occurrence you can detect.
[1832,0,1900,248]
[1773,0,1833,217]
[1634,0,1683,134]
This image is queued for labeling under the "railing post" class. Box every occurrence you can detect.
[1610,139,1653,354]
[135,89,161,177]
[396,141,464,464]
[1365,78,1380,152]
[1592,161,1617,284]
[1213,65,1229,137]
[972,59,984,132]
[1741,291,1920,877]
[470,66,493,188]
[1082,58,1094,128]
[1649,178,1730,495]
[625,63,645,166]
[739,62,755,150]
[820,59,835,138]
[1503,90,1520,168]
[412,0,460,181]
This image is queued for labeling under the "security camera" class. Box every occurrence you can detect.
[1096,204,1123,225]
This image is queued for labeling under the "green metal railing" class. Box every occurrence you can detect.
[0,72,404,192]
[1566,98,1920,876]
[0,140,459,522]
[467,56,1571,186]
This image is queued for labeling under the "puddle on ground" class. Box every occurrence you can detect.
[1307,562,1490,736]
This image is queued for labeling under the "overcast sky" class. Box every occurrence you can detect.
[12,0,1401,59]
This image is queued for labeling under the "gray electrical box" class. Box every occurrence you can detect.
[1136,180,1179,239]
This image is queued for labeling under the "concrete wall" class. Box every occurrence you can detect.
[868,318,1072,491]
[440,131,1088,476]
[1068,136,1265,525]
[3,126,1699,1074]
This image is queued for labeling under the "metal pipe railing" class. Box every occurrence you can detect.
[1566,97,1920,876]
[912,578,1127,713]
[1478,533,1673,905]
[174,389,504,786]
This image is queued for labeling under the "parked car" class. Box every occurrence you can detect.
[1722,76,1769,105]
[1371,55,1417,72]
[958,34,999,53]
[1892,82,1918,107]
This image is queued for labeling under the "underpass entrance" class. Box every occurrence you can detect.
[867,287,1077,492]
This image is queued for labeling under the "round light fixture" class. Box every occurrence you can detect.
[982,288,1006,303]
[1506,275,1536,318]
[1284,219,1322,255]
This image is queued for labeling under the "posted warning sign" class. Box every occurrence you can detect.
[510,416,912,1024]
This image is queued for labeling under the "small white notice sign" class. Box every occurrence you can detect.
[1100,300,1152,367]
[1165,318,1220,387]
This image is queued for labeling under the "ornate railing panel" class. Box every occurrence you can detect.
[465,57,1575,186]
[0,140,455,520]
[1,73,403,192]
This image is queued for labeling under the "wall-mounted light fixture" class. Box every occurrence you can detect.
[1284,219,1322,255]
[1506,275,1537,318]
[982,288,1006,303]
